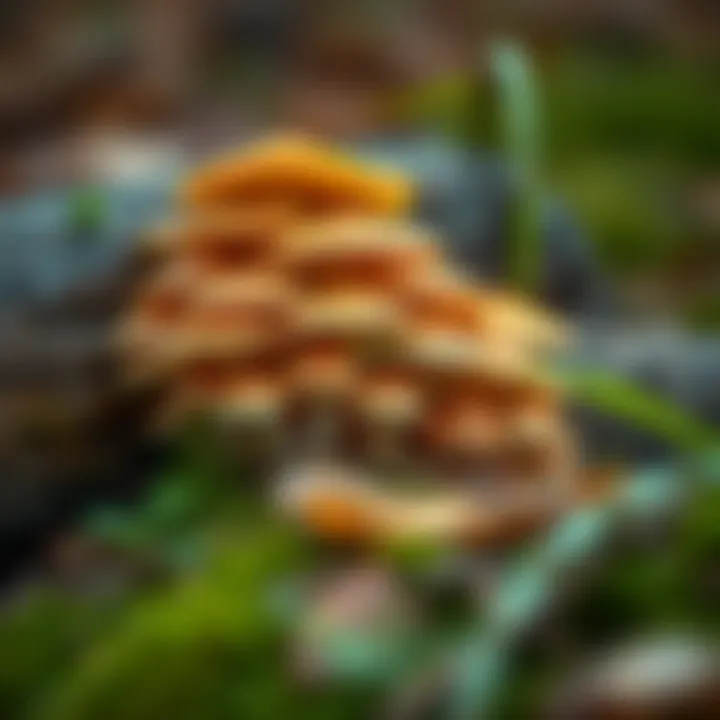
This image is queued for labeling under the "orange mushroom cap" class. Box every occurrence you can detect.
[182,136,413,216]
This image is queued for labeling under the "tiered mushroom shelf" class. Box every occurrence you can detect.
[119,136,576,547]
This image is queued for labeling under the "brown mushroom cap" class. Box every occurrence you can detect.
[403,328,478,373]
[400,267,480,333]
[422,398,504,457]
[128,261,197,325]
[182,206,293,273]
[354,372,424,427]
[167,273,293,361]
[170,352,281,417]
[190,272,293,320]
[284,217,439,293]
[289,338,360,399]
[504,393,562,448]
[116,261,199,381]
[475,288,570,351]
[175,357,240,400]
[213,372,286,426]
[292,289,403,341]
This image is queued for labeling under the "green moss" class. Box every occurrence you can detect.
[0,592,124,719]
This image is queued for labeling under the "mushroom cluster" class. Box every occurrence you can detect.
[119,136,575,544]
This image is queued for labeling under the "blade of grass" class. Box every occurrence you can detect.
[491,41,543,294]
[561,369,718,452]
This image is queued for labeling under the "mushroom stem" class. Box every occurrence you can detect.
[309,397,340,460]
[266,417,292,476]
[369,422,401,477]
[545,425,577,508]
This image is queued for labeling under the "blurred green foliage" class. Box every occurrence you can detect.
[561,369,718,451]
[0,592,125,719]
[553,159,681,276]
[0,459,714,720]
[479,46,720,309]
[683,290,720,332]
[492,482,720,718]
[410,51,720,322]
[30,524,383,720]
[544,56,720,169]
[68,188,108,238]
[490,42,544,295]
[568,489,720,643]
[545,54,720,316]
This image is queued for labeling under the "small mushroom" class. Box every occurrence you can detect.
[294,290,400,338]
[288,337,359,457]
[400,267,480,335]
[216,373,285,428]
[168,273,292,362]
[276,463,391,542]
[284,217,438,294]
[500,394,577,504]
[182,206,291,274]
[116,261,198,383]
[474,287,569,352]
[124,260,197,330]
[168,355,287,461]
[214,371,288,468]
[353,369,424,472]
[421,396,504,482]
